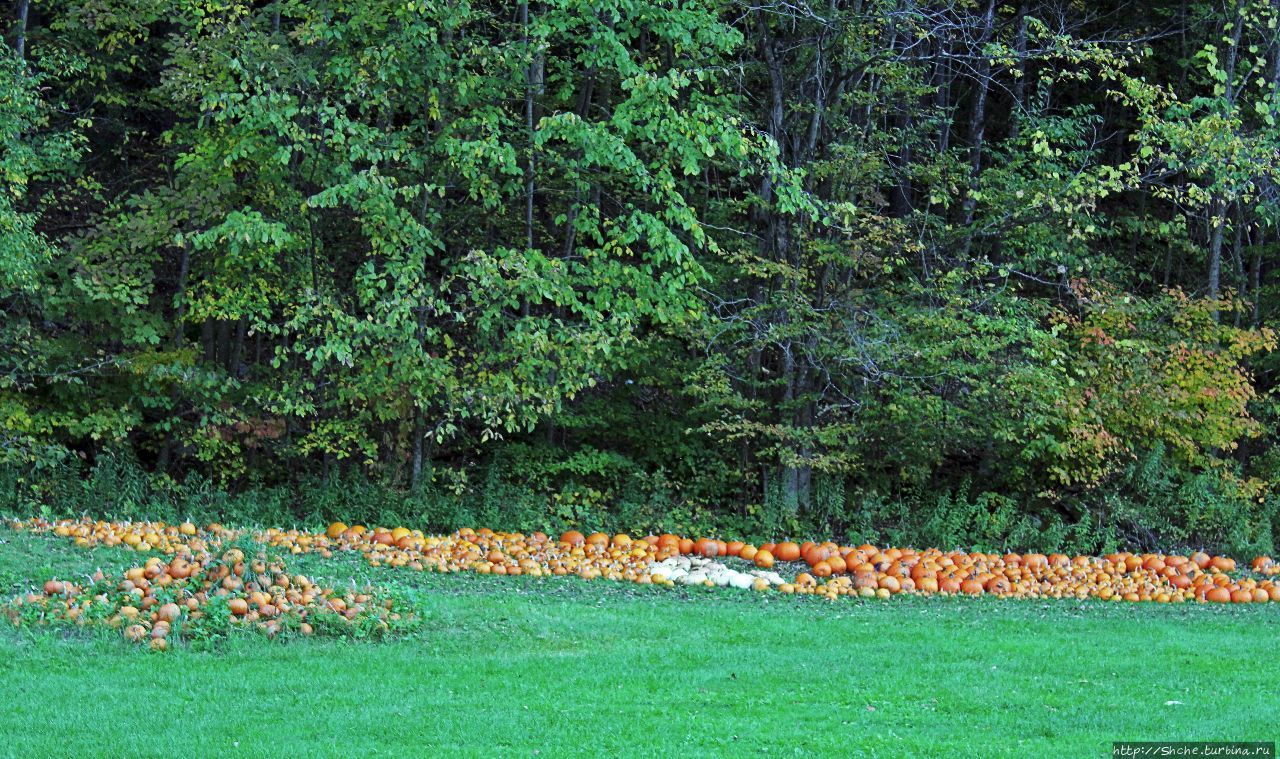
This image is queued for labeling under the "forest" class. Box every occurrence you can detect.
[3,0,1279,555]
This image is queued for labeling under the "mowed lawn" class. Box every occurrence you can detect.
[0,531,1277,758]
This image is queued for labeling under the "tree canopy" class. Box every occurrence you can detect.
[3,0,1280,554]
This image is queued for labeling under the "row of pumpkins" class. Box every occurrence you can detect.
[13,518,1280,605]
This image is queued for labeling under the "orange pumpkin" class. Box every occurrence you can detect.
[1210,556,1237,573]
[802,545,830,566]
[1205,586,1232,603]
[774,542,801,562]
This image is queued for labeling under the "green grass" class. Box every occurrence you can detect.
[0,530,1278,757]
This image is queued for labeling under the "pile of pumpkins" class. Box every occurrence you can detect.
[3,541,413,650]
[9,518,1280,604]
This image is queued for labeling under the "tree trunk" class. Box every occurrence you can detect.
[216,320,231,370]
[171,241,191,347]
[521,1,540,255]
[201,319,215,364]
[933,32,953,154]
[1232,210,1245,327]
[228,317,247,377]
[1206,0,1245,317]
[773,335,793,509]
[890,25,913,216]
[959,0,997,243]
[1177,0,1189,90]
[561,26,605,259]
[1010,1,1029,140]
[410,409,424,489]
[1273,0,1280,112]
[757,13,790,265]
[1208,199,1226,311]
[13,0,28,59]
[1252,229,1264,327]
[1222,0,1245,106]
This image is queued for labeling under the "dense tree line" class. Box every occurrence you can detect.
[2,0,1279,553]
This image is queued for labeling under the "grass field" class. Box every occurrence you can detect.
[1,529,1277,758]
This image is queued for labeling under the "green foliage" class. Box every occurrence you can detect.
[3,0,1280,553]
[1010,283,1275,497]
[1094,445,1278,557]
